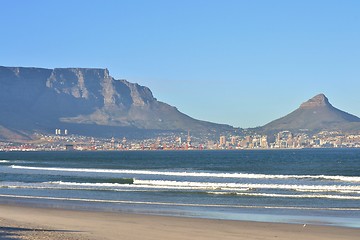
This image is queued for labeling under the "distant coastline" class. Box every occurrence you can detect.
[1,130,360,151]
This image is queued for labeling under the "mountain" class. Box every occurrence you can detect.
[260,94,360,134]
[0,66,232,141]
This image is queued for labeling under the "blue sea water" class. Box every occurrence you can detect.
[0,149,359,228]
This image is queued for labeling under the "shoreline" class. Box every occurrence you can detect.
[1,193,359,229]
[0,204,359,240]
[3,147,360,153]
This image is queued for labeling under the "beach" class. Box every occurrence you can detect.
[0,204,359,240]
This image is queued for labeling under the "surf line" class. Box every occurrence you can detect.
[9,165,360,182]
[0,194,359,211]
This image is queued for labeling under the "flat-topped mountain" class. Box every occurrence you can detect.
[0,66,232,140]
[260,94,360,134]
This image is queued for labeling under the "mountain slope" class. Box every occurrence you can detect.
[260,94,360,133]
[0,66,232,140]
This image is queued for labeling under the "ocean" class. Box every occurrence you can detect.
[0,149,359,228]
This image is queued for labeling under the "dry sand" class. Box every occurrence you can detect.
[0,204,359,240]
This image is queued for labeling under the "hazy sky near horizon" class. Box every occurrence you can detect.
[1,0,359,128]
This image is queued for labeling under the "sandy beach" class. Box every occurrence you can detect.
[0,204,358,240]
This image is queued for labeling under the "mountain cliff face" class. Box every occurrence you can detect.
[0,66,231,140]
[260,94,360,134]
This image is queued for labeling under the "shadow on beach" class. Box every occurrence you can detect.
[0,226,81,240]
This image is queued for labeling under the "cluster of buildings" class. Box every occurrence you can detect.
[214,131,360,149]
[1,129,360,152]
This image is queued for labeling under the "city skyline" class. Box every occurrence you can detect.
[1,1,360,128]
[2,128,360,151]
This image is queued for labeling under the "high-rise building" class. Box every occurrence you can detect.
[219,136,226,146]
[111,137,115,149]
[231,136,237,146]
[261,136,268,148]
[187,130,191,147]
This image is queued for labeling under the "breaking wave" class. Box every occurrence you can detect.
[2,179,359,196]
[10,165,360,182]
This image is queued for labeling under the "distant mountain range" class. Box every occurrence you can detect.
[0,66,232,141]
[258,93,360,135]
[1,66,359,142]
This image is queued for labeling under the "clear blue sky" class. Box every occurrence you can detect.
[1,0,359,128]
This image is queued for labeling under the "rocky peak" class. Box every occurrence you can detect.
[300,94,331,109]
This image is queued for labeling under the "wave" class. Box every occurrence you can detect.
[37,179,360,195]
[0,184,148,192]
[45,181,250,192]
[206,191,360,200]
[48,181,132,188]
[2,182,359,200]
[0,160,9,163]
[76,178,134,184]
[9,165,360,182]
[133,180,360,192]
[295,189,360,194]
[0,193,359,211]
[47,180,309,192]
[2,177,359,193]
[2,180,360,200]
[0,182,220,194]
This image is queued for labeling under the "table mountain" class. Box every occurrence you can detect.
[0,66,232,140]
[260,94,360,134]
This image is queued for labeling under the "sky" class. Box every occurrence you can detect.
[1,0,359,128]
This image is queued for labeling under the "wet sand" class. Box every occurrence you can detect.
[0,204,359,240]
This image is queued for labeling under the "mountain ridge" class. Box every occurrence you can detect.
[0,66,233,141]
[1,66,359,142]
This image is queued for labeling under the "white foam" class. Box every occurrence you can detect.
[295,189,360,194]
[10,165,360,182]
[0,160,9,163]
[234,192,360,200]
[0,184,149,192]
[43,180,360,195]
[48,181,131,188]
[47,180,250,191]
[134,180,360,192]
